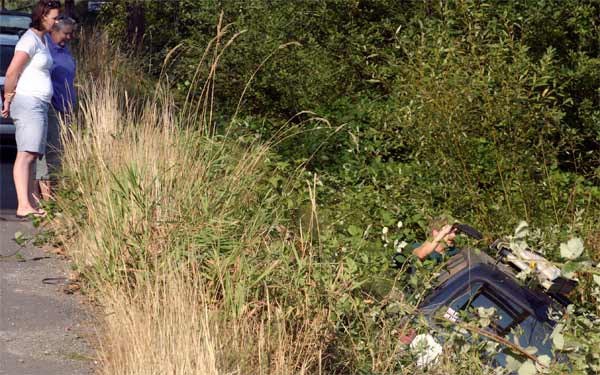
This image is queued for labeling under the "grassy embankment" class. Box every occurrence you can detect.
[47,24,600,374]
[50,30,370,374]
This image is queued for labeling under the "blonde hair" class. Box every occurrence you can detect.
[427,214,455,233]
[52,15,77,31]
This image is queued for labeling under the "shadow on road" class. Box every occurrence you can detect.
[0,144,17,211]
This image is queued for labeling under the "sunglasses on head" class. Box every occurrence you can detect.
[43,0,61,8]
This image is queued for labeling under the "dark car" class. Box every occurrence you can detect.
[0,32,19,143]
[403,230,575,371]
[0,9,31,31]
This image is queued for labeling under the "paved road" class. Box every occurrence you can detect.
[0,144,95,374]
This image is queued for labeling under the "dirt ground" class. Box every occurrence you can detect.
[0,212,96,375]
[1,145,96,375]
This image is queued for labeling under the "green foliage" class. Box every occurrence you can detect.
[100,0,599,233]
[85,0,600,373]
[4,0,33,10]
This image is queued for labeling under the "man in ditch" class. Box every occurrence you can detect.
[411,216,460,263]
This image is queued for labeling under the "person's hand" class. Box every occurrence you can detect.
[1,100,10,118]
[433,224,455,243]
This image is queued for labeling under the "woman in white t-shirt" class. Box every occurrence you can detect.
[0,0,61,219]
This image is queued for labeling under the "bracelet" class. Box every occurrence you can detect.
[4,92,15,101]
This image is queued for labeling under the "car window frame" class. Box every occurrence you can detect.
[449,282,531,336]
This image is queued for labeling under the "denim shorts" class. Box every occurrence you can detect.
[11,94,49,154]
[36,107,63,180]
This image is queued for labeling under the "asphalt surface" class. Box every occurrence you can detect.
[0,144,95,374]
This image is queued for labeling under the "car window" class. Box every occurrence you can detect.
[444,282,555,364]
[448,281,483,312]
[88,1,108,12]
[1,44,15,76]
[0,15,30,30]
[507,316,554,357]
[469,292,517,331]
[447,282,526,334]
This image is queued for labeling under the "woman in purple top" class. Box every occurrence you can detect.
[36,15,76,200]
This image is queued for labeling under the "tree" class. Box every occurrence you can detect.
[64,0,74,16]
[126,1,144,48]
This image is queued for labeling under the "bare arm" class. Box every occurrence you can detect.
[412,224,454,260]
[412,240,441,260]
[1,51,29,118]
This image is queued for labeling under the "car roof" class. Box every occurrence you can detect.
[0,9,31,16]
[0,9,31,32]
[422,261,558,318]
[418,248,567,320]
[0,33,19,45]
[432,247,509,285]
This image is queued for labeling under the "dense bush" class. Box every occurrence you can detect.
[99,0,599,236]
[73,1,600,373]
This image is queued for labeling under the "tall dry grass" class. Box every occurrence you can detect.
[51,24,333,374]
[98,266,327,375]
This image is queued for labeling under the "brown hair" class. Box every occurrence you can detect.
[31,0,61,31]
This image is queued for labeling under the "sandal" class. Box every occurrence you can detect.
[15,210,47,221]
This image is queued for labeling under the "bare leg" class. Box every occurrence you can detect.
[13,151,44,216]
[37,179,53,201]
[33,178,41,204]
[29,162,39,206]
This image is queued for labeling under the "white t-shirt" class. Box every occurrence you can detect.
[15,29,54,103]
